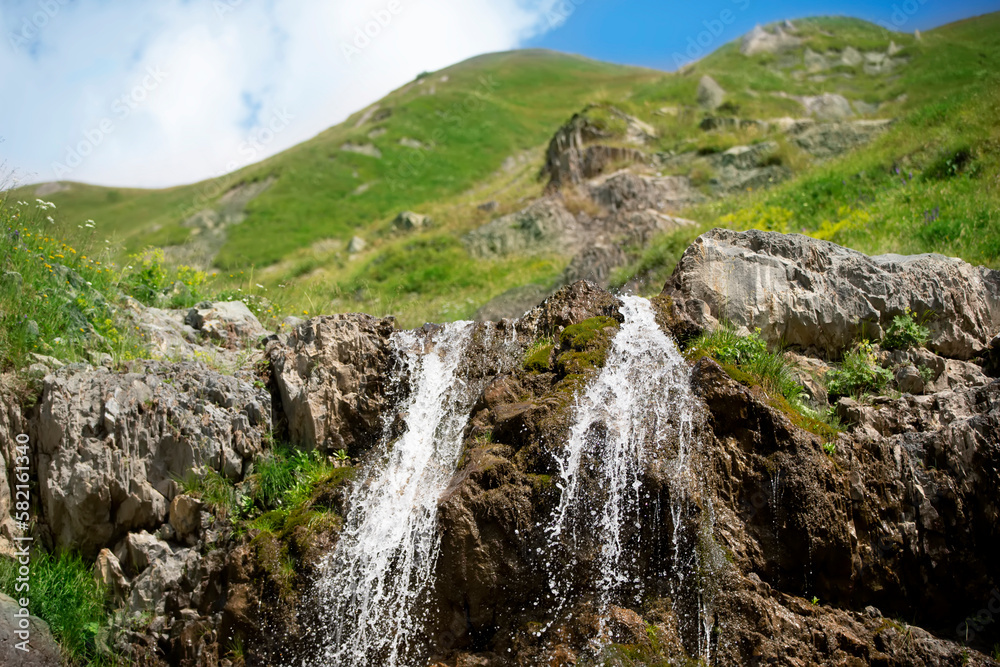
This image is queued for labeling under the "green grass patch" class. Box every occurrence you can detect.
[0,550,129,665]
[826,340,894,400]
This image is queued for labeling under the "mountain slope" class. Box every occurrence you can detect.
[12,13,1000,328]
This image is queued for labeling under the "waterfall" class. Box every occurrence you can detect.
[312,321,476,667]
[544,295,709,656]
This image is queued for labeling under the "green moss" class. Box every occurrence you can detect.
[559,316,618,349]
[524,342,554,372]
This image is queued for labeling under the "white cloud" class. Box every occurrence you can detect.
[0,0,560,188]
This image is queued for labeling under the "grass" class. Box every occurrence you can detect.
[686,325,805,406]
[0,550,129,666]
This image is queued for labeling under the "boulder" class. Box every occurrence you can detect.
[664,228,1000,359]
[392,211,432,232]
[347,236,367,254]
[94,548,131,602]
[790,119,893,158]
[266,313,397,454]
[185,301,267,343]
[799,93,854,120]
[169,494,203,542]
[696,75,726,110]
[34,362,271,557]
[0,593,62,666]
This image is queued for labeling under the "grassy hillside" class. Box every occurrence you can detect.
[614,13,1000,290]
[11,14,1000,328]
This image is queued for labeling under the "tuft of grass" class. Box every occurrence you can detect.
[686,325,805,406]
[179,466,238,519]
[826,340,893,400]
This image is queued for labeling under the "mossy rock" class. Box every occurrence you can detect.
[555,316,619,374]
[524,343,554,373]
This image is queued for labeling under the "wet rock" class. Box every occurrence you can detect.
[664,228,1000,359]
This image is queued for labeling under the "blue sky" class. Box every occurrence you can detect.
[1,0,996,189]
[529,0,1000,70]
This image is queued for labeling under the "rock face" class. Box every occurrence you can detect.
[464,198,578,259]
[33,361,271,557]
[589,172,705,213]
[799,92,855,120]
[790,118,893,158]
[267,313,398,453]
[665,228,1000,359]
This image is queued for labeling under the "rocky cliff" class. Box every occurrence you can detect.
[2,231,998,666]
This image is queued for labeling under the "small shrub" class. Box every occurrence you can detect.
[826,341,893,400]
[882,308,930,350]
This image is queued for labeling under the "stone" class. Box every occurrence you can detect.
[664,228,1000,359]
[841,46,863,66]
[541,106,648,189]
[94,548,131,602]
[340,142,382,158]
[169,494,203,541]
[799,93,854,120]
[894,365,925,394]
[0,593,62,666]
[789,119,893,158]
[392,211,432,232]
[589,172,705,213]
[347,236,366,254]
[185,301,267,343]
[464,198,578,259]
[697,75,726,110]
[267,313,397,453]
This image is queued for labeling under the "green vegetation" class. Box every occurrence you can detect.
[883,308,931,351]
[556,316,620,373]
[0,550,130,666]
[524,339,555,372]
[826,340,894,400]
[686,325,805,406]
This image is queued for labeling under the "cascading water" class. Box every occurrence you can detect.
[543,295,712,658]
[312,321,476,667]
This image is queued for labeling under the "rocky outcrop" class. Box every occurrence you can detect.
[392,210,432,232]
[33,361,271,557]
[790,118,893,158]
[541,106,650,190]
[464,198,578,259]
[740,23,801,55]
[266,313,398,453]
[799,92,855,120]
[589,172,705,213]
[665,228,1000,359]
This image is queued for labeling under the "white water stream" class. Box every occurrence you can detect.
[313,321,475,667]
[544,295,708,656]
